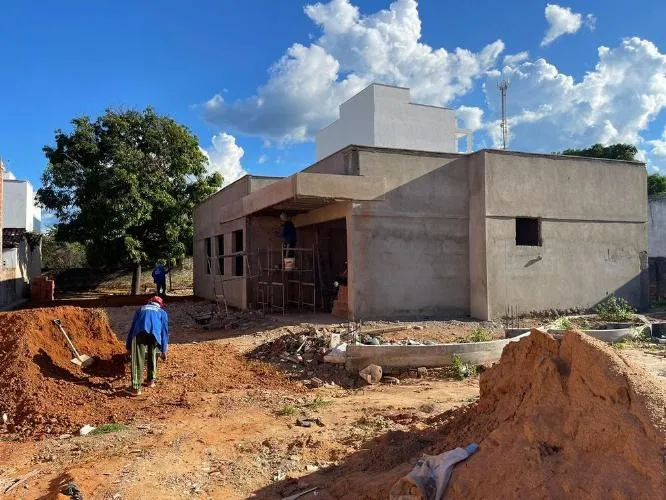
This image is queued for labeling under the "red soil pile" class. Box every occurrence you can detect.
[0,306,300,437]
[326,330,666,499]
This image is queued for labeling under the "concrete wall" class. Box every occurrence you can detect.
[315,84,458,161]
[348,150,470,319]
[2,180,40,231]
[648,195,666,257]
[478,150,647,318]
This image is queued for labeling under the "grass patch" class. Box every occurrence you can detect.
[278,404,297,416]
[554,317,573,330]
[594,295,635,322]
[303,395,333,410]
[90,423,126,435]
[451,354,476,380]
[466,327,493,343]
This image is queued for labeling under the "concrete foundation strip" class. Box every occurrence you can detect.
[345,333,530,374]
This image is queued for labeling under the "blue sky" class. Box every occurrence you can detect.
[2,0,666,195]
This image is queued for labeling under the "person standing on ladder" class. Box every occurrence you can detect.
[126,296,169,396]
[280,212,297,258]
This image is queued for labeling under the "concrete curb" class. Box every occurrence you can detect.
[345,333,530,374]
[546,315,651,343]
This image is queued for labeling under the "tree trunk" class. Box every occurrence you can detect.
[131,262,142,295]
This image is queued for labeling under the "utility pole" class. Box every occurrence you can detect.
[498,80,509,150]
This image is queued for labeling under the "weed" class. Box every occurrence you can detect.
[303,395,332,410]
[278,404,297,416]
[554,317,573,330]
[594,295,635,322]
[90,423,126,435]
[451,354,476,380]
[466,327,493,343]
[611,341,629,350]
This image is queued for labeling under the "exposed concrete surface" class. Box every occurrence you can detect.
[345,333,529,373]
[648,194,666,257]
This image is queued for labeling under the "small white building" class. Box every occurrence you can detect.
[3,171,41,232]
[1,166,42,307]
[315,83,472,161]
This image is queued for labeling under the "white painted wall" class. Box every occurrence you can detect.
[649,196,666,257]
[316,84,469,161]
[2,179,40,231]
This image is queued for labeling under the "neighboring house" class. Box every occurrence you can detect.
[1,162,42,307]
[193,84,648,320]
[647,195,666,302]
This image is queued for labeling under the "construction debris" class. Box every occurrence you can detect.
[359,364,383,384]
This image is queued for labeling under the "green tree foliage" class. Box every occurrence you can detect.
[37,107,222,281]
[648,172,666,196]
[562,143,666,196]
[561,143,638,161]
[41,229,88,270]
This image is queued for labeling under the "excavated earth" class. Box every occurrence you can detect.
[0,306,301,437]
[320,330,665,499]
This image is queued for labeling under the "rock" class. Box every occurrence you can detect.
[382,376,400,385]
[79,424,96,436]
[305,464,320,472]
[417,367,428,378]
[2,413,7,424]
[58,434,72,440]
[359,364,383,384]
[329,333,341,348]
[412,325,425,330]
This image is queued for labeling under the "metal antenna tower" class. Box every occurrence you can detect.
[498,80,509,149]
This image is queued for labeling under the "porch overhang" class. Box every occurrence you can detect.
[219,173,386,223]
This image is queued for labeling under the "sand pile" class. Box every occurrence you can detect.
[325,330,665,499]
[0,306,302,438]
[0,306,126,435]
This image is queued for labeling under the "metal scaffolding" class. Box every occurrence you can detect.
[256,246,317,315]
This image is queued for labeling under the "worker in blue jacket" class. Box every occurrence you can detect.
[151,261,170,298]
[280,212,297,257]
[126,296,169,395]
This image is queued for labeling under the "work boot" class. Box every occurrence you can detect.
[146,379,156,388]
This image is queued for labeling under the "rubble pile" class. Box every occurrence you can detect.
[248,325,360,387]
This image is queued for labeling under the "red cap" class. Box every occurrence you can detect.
[149,296,164,307]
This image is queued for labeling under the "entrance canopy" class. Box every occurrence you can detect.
[219,173,386,223]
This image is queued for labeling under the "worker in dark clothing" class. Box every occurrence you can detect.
[152,261,170,298]
[280,212,297,257]
[126,296,169,396]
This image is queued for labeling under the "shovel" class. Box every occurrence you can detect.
[52,319,94,368]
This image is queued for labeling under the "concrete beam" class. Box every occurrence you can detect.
[219,173,386,224]
[293,201,351,228]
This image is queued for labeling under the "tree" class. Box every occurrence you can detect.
[41,229,88,270]
[561,143,666,196]
[37,107,222,294]
[561,143,638,162]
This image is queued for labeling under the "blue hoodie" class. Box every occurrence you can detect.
[152,264,167,284]
[126,303,170,353]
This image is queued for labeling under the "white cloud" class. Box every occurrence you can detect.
[503,51,529,65]
[258,154,268,164]
[541,4,585,46]
[202,0,504,142]
[585,14,597,31]
[200,132,248,186]
[456,106,484,131]
[483,38,666,157]
[649,128,666,158]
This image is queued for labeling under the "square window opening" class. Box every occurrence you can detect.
[516,217,541,246]
[232,229,244,276]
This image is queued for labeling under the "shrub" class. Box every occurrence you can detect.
[594,295,635,322]
[451,354,476,380]
[466,327,493,343]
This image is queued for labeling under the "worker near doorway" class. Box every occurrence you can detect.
[152,261,170,298]
[280,212,297,257]
[126,296,169,396]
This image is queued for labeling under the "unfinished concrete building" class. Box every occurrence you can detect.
[194,84,648,320]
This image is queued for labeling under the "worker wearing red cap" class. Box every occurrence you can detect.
[126,296,169,395]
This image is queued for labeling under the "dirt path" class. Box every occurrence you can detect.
[0,305,478,499]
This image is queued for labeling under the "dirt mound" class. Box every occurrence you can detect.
[0,306,301,437]
[327,330,666,499]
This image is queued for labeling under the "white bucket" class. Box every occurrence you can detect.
[283,257,295,270]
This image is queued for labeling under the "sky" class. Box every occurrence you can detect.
[3,0,666,199]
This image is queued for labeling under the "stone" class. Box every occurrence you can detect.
[79,424,96,436]
[359,364,383,384]
[417,367,428,378]
[412,325,425,330]
[382,376,400,385]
